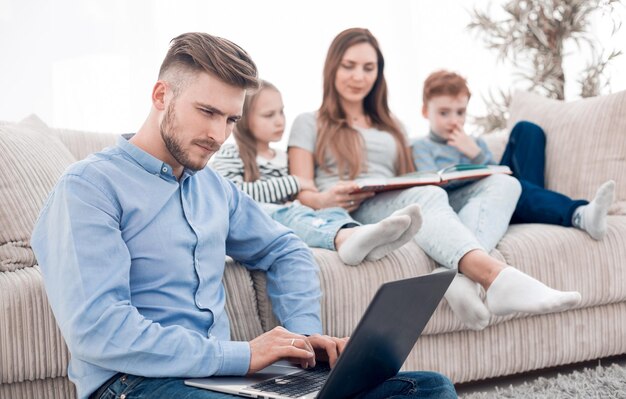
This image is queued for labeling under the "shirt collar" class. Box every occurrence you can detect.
[429,130,447,144]
[116,136,190,180]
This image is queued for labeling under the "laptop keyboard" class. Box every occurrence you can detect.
[250,364,330,398]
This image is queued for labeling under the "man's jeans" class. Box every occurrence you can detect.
[91,371,457,398]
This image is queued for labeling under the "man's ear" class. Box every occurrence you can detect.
[152,81,168,111]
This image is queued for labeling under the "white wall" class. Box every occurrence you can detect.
[1,0,624,147]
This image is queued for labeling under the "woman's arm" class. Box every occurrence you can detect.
[288,147,373,211]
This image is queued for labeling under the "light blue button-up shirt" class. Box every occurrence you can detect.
[31,137,322,399]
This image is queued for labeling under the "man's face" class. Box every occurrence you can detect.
[160,72,245,171]
[422,94,469,139]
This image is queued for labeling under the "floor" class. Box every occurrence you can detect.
[454,354,626,396]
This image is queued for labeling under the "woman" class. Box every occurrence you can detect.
[211,80,421,265]
[288,27,581,330]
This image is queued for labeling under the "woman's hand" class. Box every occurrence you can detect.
[295,176,319,193]
[320,181,374,212]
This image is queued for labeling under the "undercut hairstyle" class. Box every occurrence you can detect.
[317,28,415,180]
[422,70,471,105]
[158,32,259,95]
[233,80,278,182]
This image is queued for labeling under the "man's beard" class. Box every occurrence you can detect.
[160,103,220,172]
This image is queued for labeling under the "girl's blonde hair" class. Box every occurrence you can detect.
[233,80,278,182]
[316,28,415,179]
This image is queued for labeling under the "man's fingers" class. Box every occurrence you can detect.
[335,337,349,355]
[308,335,340,367]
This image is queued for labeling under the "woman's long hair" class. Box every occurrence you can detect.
[316,28,415,179]
[232,80,277,182]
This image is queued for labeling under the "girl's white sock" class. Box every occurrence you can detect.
[486,266,581,316]
[338,215,410,265]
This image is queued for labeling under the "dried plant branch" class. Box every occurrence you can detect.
[467,0,623,133]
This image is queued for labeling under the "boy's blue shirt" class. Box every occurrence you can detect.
[412,131,496,172]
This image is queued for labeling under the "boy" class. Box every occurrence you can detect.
[414,70,615,241]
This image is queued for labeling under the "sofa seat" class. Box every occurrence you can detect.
[249,216,626,383]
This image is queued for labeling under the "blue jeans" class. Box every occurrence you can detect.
[501,121,588,226]
[352,185,482,269]
[446,174,521,252]
[270,202,358,250]
[91,371,457,398]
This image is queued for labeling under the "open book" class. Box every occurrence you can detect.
[352,164,512,193]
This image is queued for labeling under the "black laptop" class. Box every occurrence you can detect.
[185,269,455,399]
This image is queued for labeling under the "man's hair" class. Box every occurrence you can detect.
[422,70,471,105]
[159,32,259,93]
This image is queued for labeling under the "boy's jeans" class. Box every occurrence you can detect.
[91,370,457,398]
[502,121,588,226]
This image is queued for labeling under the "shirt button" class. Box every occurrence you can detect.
[120,395,126,399]
[162,167,168,173]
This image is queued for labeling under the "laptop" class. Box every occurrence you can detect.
[185,269,455,399]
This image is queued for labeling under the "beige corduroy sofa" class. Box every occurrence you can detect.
[1,90,625,398]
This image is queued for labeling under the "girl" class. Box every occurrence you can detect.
[211,80,421,265]
[287,28,581,330]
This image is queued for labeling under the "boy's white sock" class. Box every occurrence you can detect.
[572,180,615,240]
[486,266,581,316]
[365,204,423,261]
[338,215,410,266]
[432,267,490,331]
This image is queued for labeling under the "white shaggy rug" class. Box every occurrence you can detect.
[460,363,626,398]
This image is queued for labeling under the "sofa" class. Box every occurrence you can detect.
[1,90,625,398]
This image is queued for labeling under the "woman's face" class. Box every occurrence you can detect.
[334,42,378,106]
[248,88,285,144]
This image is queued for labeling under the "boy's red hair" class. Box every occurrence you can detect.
[422,70,471,105]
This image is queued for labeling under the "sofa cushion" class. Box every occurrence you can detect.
[0,267,70,385]
[0,118,76,272]
[496,216,626,308]
[50,128,117,161]
[252,242,510,337]
[507,90,626,213]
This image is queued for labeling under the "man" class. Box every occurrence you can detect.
[32,32,456,399]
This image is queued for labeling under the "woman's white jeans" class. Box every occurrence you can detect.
[351,174,521,269]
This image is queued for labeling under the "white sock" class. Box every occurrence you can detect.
[365,204,423,261]
[572,180,615,240]
[337,215,410,265]
[486,267,581,316]
[432,267,491,331]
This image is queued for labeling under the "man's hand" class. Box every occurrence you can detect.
[446,127,481,159]
[306,334,350,368]
[248,327,315,375]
